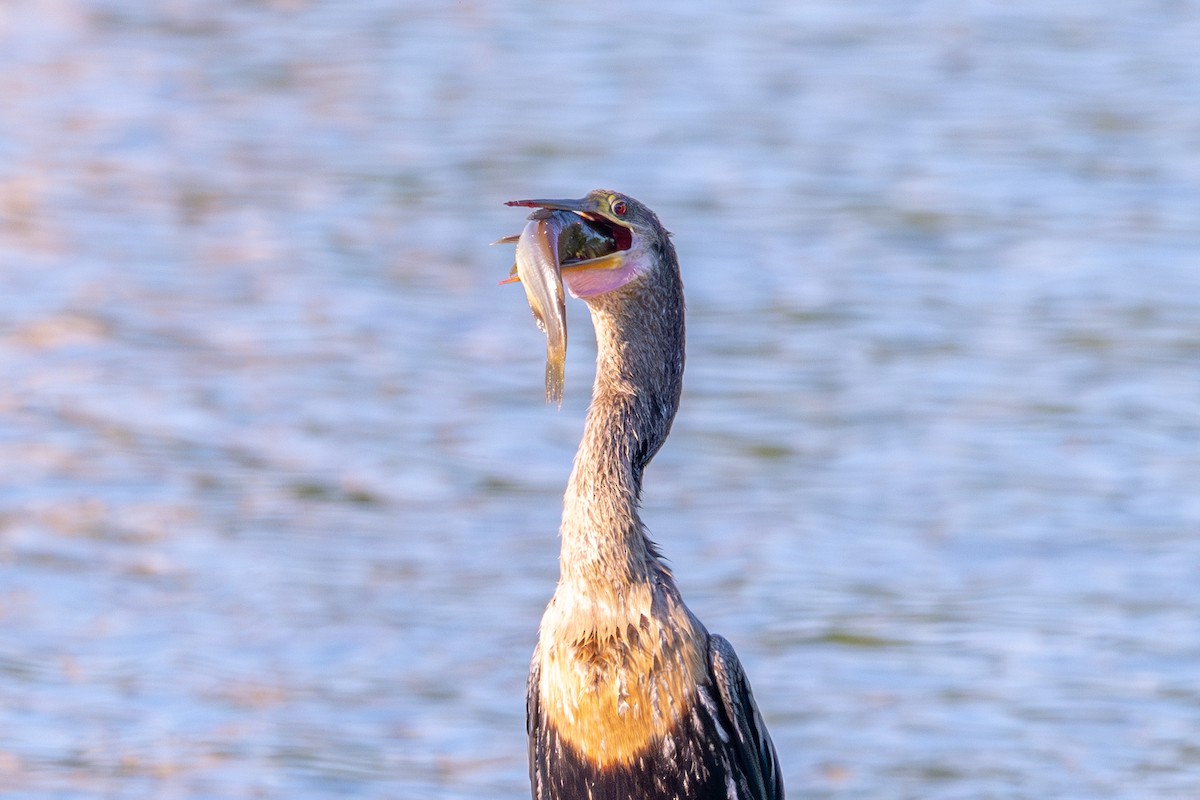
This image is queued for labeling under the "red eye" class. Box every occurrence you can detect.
[612,200,627,216]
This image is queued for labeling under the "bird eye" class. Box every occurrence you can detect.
[611,199,627,217]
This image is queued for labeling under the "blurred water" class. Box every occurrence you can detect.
[1,1,1198,797]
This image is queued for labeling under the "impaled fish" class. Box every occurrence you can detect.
[498,209,618,405]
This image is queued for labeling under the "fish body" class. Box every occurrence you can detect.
[514,212,570,405]
[555,212,617,264]
[509,210,619,405]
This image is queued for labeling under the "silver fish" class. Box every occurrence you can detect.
[514,212,570,405]
[499,209,619,405]
[556,213,617,265]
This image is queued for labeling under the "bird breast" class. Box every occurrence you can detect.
[537,579,708,768]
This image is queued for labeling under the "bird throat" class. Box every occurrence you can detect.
[538,270,695,767]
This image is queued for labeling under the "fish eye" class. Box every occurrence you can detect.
[610,198,628,217]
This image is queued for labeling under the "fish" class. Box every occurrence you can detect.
[555,211,617,265]
[500,209,618,405]
[514,212,569,405]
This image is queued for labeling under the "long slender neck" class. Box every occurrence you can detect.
[559,249,685,588]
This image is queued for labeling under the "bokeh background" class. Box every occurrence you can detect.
[2,1,1199,798]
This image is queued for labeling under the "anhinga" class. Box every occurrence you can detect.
[502,190,784,800]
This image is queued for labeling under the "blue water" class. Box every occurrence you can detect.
[1,1,1198,797]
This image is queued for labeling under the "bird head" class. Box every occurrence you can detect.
[505,189,670,299]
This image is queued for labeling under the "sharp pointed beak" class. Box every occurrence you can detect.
[505,197,592,214]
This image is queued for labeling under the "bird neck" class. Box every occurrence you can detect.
[558,255,685,589]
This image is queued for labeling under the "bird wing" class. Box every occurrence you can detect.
[526,655,545,800]
[707,633,785,800]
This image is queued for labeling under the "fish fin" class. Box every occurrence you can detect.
[499,262,521,285]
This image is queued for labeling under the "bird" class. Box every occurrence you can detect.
[504,190,784,800]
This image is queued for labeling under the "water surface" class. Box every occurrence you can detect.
[1,1,1199,797]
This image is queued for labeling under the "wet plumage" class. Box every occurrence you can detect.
[501,190,784,800]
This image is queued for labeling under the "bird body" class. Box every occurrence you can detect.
[504,190,783,800]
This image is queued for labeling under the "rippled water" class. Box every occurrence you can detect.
[2,1,1199,797]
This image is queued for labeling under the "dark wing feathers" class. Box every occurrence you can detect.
[527,656,544,800]
[707,634,785,800]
